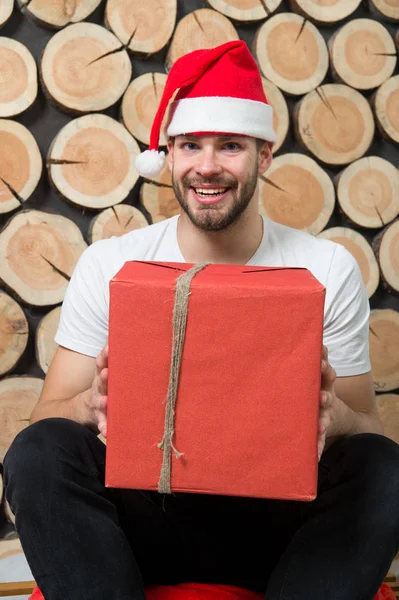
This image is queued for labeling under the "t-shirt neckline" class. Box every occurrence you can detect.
[170,215,268,266]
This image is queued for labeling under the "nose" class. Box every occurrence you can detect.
[194,147,223,178]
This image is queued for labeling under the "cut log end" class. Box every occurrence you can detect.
[0,38,38,118]
[140,163,180,222]
[121,72,168,146]
[0,292,29,377]
[105,0,177,56]
[369,309,399,392]
[254,13,329,96]
[294,84,375,166]
[35,306,61,374]
[373,75,399,145]
[0,210,87,307]
[262,78,289,154]
[336,156,399,229]
[329,19,397,91]
[89,205,149,244]
[368,0,399,22]
[0,0,14,27]
[0,119,42,214]
[289,0,362,24]
[372,219,399,295]
[317,227,380,298]
[141,185,180,223]
[40,22,131,113]
[48,113,140,209]
[206,0,283,22]
[376,394,399,445]
[18,0,102,28]
[258,153,335,235]
[0,376,43,462]
[166,8,239,71]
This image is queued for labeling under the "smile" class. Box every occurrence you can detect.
[190,186,231,205]
[193,187,228,197]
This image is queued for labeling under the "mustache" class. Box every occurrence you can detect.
[182,177,238,188]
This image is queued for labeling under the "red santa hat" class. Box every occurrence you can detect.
[135,40,277,178]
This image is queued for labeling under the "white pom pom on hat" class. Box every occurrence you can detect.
[134,40,277,178]
[135,150,165,179]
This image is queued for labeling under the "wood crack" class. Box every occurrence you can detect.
[260,175,289,194]
[0,176,24,205]
[124,214,135,228]
[40,255,71,281]
[258,0,269,16]
[47,159,86,165]
[315,87,337,121]
[144,179,173,189]
[369,326,380,340]
[374,203,385,227]
[87,27,137,66]
[295,18,308,43]
[193,11,204,32]
[111,206,121,225]
[152,73,158,102]
[372,52,398,57]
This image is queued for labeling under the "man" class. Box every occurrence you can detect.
[4,40,399,600]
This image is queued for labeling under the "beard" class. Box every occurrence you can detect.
[172,164,259,232]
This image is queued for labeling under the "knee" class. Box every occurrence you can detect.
[4,417,91,485]
[338,433,399,510]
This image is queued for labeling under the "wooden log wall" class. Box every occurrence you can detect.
[0,0,398,563]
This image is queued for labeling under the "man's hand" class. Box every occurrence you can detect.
[88,343,109,437]
[318,345,344,461]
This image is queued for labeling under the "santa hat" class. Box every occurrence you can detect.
[135,40,277,178]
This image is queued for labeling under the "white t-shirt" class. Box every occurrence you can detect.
[54,215,371,377]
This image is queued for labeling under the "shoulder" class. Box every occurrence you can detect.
[266,220,358,286]
[267,219,336,258]
[78,216,177,274]
[88,216,176,256]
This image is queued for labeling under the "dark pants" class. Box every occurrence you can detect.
[3,417,399,600]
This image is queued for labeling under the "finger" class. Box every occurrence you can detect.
[322,345,328,361]
[318,416,330,435]
[98,417,107,438]
[321,360,336,391]
[96,347,108,371]
[96,368,108,396]
[320,391,332,407]
[98,395,108,412]
[318,433,326,461]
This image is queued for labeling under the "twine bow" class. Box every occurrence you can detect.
[157,262,210,494]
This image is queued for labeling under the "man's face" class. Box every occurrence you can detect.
[167,135,271,232]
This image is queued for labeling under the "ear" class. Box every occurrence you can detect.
[258,142,273,175]
[167,139,174,171]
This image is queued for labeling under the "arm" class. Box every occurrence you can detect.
[30,343,109,437]
[318,347,384,458]
[333,371,383,438]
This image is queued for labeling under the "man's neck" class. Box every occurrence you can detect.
[176,210,264,265]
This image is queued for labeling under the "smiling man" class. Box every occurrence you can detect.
[4,40,399,600]
[171,133,263,231]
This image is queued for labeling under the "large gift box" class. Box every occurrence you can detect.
[105,261,325,501]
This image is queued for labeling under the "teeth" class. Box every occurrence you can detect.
[194,188,227,196]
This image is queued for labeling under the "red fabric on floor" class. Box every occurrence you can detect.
[29,581,396,599]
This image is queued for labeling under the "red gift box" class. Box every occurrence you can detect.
[105,261,325,501]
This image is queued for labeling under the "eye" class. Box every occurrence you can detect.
[223,142,241,151]
[182,142,198,151]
